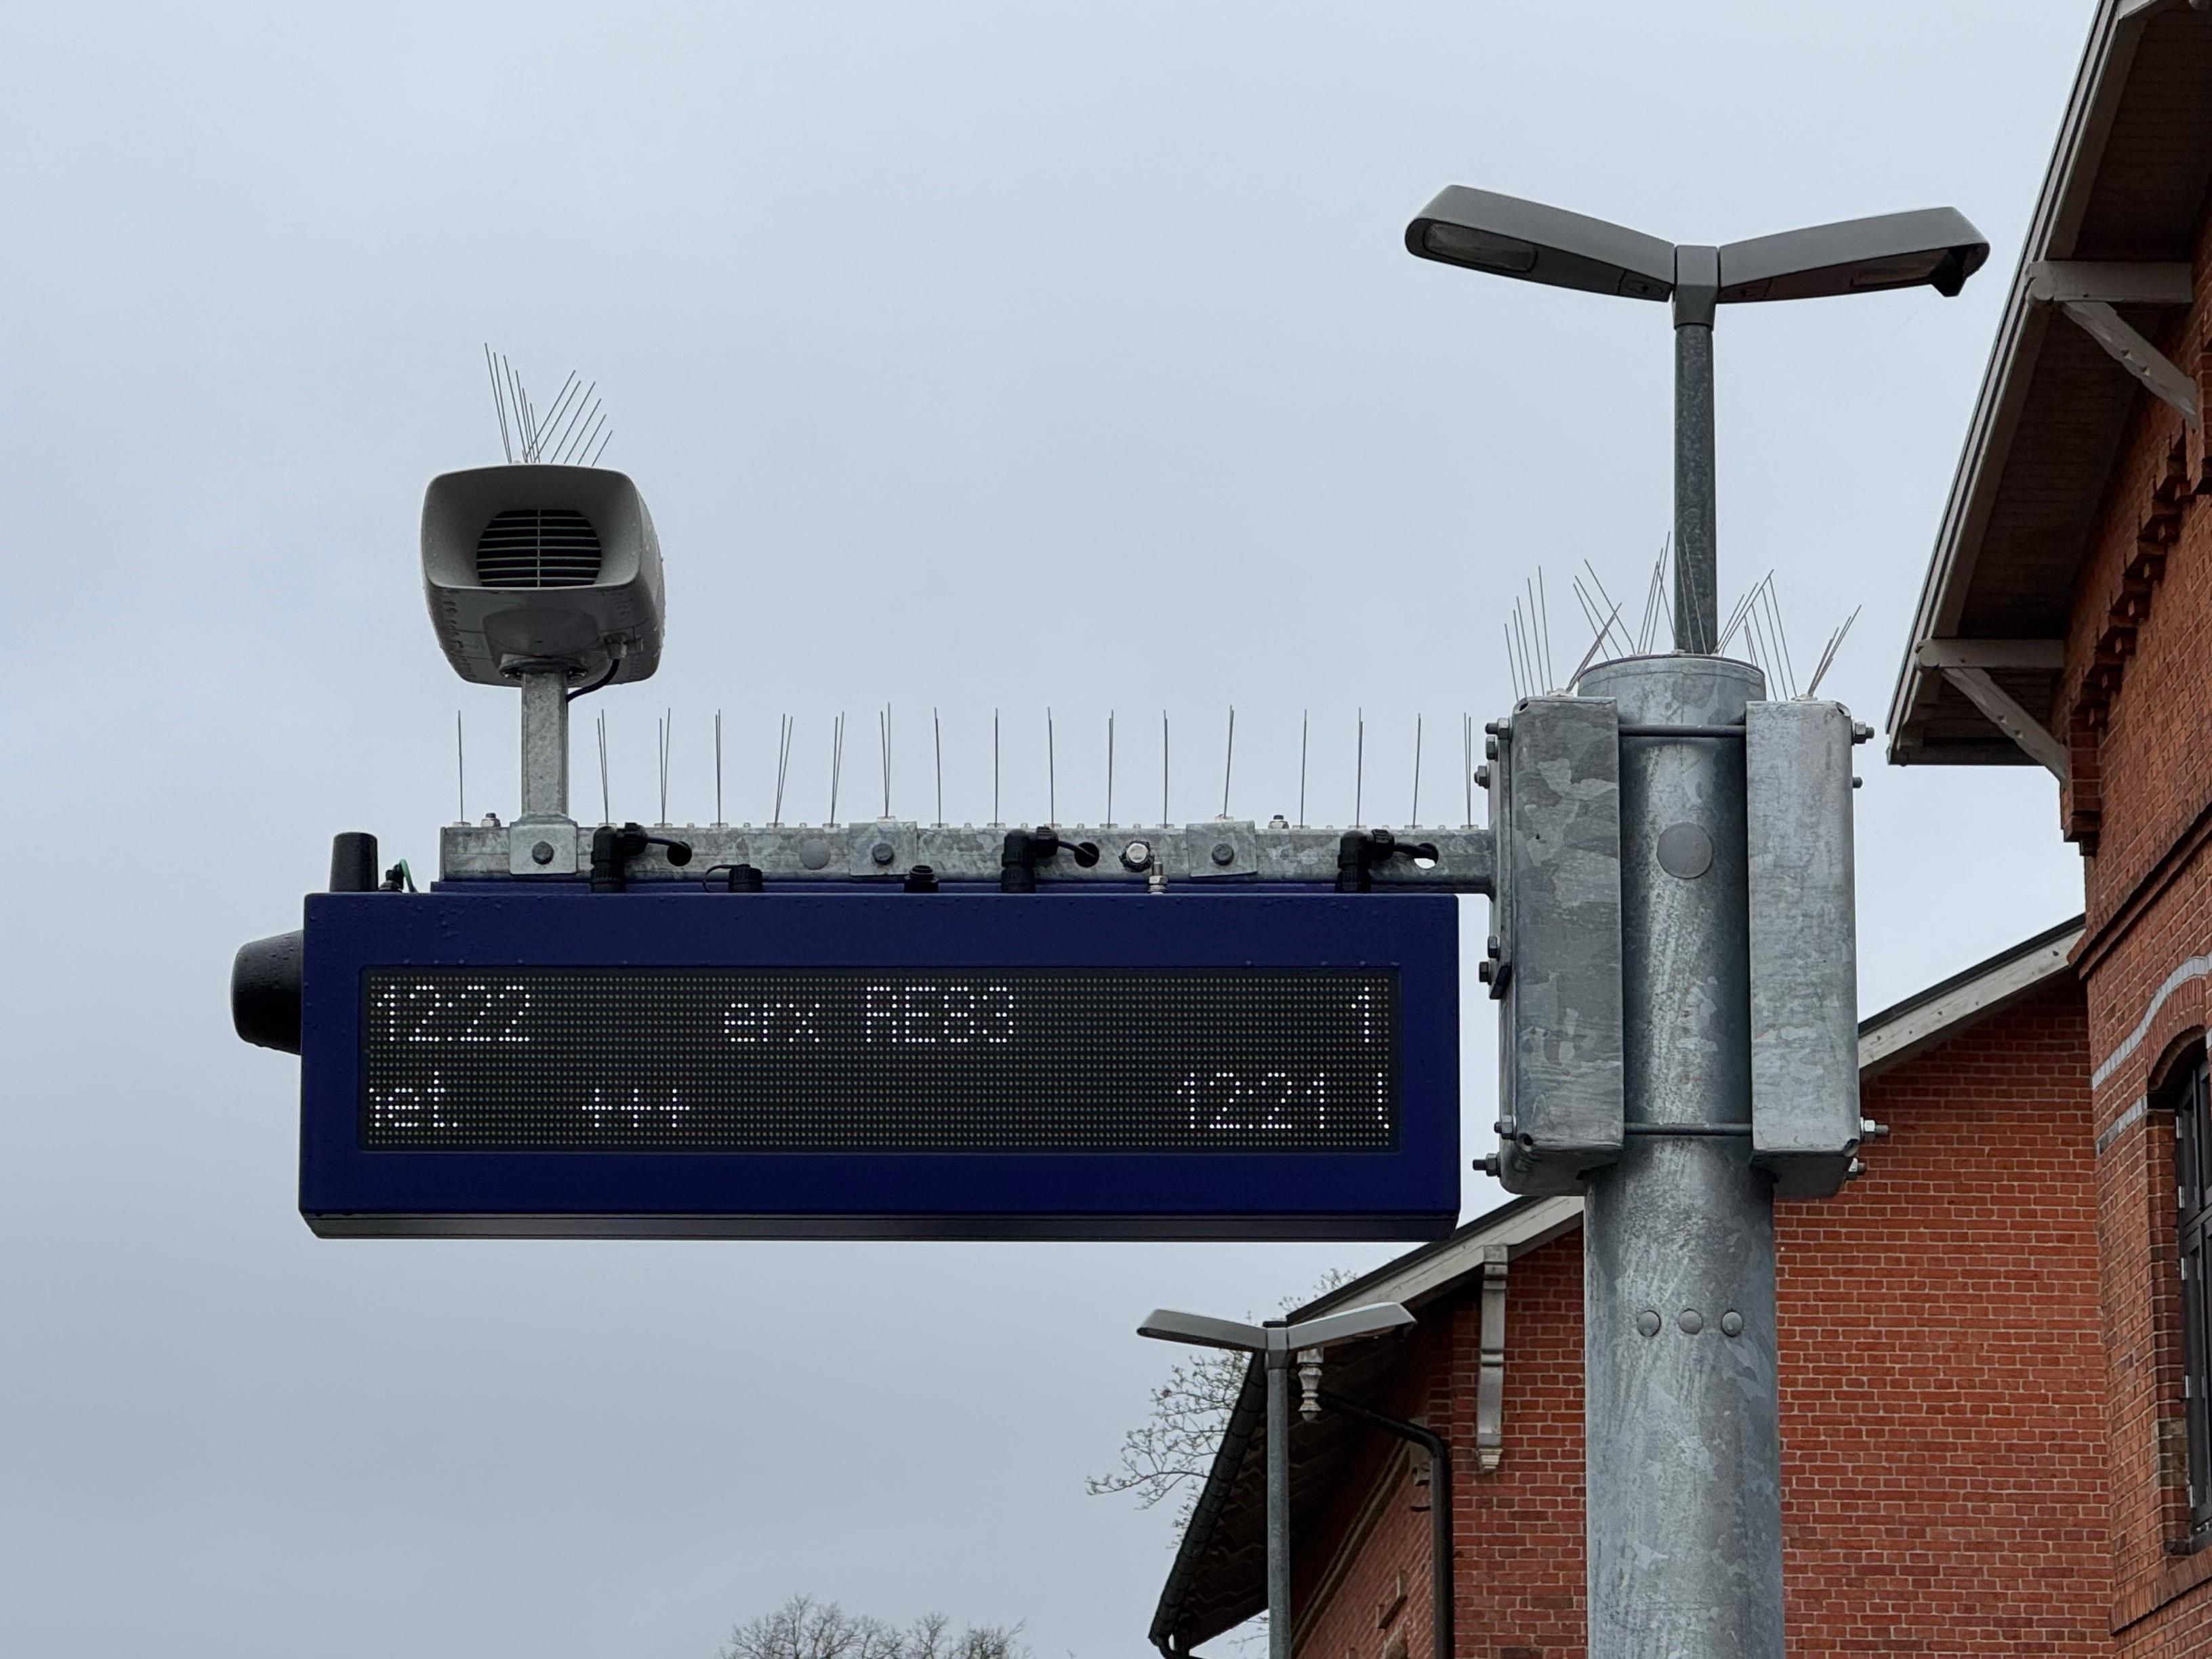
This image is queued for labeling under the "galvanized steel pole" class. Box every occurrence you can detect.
[517,668,570,819]
[1671,248,1720,655]
[1265,1326,1292,1659]
[1576,654,1782,1659]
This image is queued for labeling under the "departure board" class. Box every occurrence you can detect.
[296,890,1458,1240]
[361,967,1397,1151]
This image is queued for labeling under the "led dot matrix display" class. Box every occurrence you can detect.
[361,968,1399,1152]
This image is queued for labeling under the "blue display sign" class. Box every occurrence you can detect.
[299,890,1460,1239]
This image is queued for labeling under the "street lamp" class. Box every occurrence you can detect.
[1404,187,1988,653]
[1139,1303,1414,1659]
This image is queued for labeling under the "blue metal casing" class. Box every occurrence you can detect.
[298,890,1459,1240]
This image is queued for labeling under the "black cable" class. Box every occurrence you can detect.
[565,658,621,703]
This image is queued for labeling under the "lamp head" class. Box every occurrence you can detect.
[1716,206,1989,303]
[1406,186,1675,301]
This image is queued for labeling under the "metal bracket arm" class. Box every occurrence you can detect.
[1475,1250,1507,1473]
[2053,300,2203,430]
[1911,638,2065,672]
[2026,261,2192,306]
[1927,663,2068,781]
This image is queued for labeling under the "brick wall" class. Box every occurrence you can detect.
[2052,183,2212,1654]
[1287,980,2101,1658]
[1780,981,2104,1656]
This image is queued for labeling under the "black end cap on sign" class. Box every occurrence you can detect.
[232,930,304,1054]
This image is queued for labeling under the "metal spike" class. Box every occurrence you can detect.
[1582,560,1633,655]
[880,705,892,819]
[993,709,1001,827]
[535,373,582,460]
[1355,708,1365,828]
[1762,580,1797,698]
[1463,714,1473,827]
[1047,707,1057,826]
[1106,711,1116,830]
[1410,714,1422,827]
[657,708,672,825]
[1536,569,1555,690]
[455,710,466,823]
[1298,710,1310,829]
[1220,706,1235,819]
[1803,606,1862,699]
[484,346,513,464]
[1568,600,1625,690]
[597,710,611,824]
[772,715,793,827]
[714,710,724,827]
[933,708,944,827]
[1161,711,1170,827]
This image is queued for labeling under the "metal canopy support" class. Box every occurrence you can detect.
[2026,260,2193,305]
[1910,637,2066,672]
[2055,300,2203,429]
[1475,1249,1508,1473]
[1931,664,2069,780]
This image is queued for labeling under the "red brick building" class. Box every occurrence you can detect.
[1891,0,2212,1646]
[1149,924,2100,1658]
[1155,1,2212,1652]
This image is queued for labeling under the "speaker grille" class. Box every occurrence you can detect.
[474,508,603,589]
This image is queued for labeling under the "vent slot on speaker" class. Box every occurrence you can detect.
[474,508,603,589]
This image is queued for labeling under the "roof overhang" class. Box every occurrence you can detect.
[1150,918,2083,1653]
[1889,0,2212,772]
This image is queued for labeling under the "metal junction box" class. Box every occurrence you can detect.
[1746,699,1860,1198]
[1492,696,1626,1195]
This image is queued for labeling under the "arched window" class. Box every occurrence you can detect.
[2174,1048,2212,1537]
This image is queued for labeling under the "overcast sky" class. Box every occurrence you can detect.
[0,3,2095,1656]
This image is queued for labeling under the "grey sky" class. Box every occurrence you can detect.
[0,3,2090,1655]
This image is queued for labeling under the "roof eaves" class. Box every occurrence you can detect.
[1887,0,2153,756]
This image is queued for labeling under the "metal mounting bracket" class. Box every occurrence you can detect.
[2026,260,2192,306]
[2053,300,2203,430]
[1912,647,2068,781]
[1475,1249,1507,1474]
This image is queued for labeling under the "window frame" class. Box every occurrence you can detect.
[2175,1049,2212,1540]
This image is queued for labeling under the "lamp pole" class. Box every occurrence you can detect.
[1139,1303,1416,1659]
[1671,248,1720,653]
[1406,186,1987,1659]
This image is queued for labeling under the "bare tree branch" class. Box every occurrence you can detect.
[721,1597,1027,1659]
[1086,1268,1360,1527]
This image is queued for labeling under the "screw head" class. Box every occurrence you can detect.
[1477,960,1496,984]
[1210,841,1235,866]
[1635,1311,1662,1338]
[1485,736,1500,762]
[1719,1311,1744,1338]
[1473,764,1491,788]
[530,840,556,866]
[1677,1309,1704,1336]
[1120,839,1153,872]
[800,838,832,870]
[870,841,896,866]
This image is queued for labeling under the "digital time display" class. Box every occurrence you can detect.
[361,967,1399,1152]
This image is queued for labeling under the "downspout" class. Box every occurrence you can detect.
[1316,1392,1452,1659]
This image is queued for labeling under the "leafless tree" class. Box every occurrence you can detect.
[720,1596,1027,1659]
[1086,1268,1359,1527]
